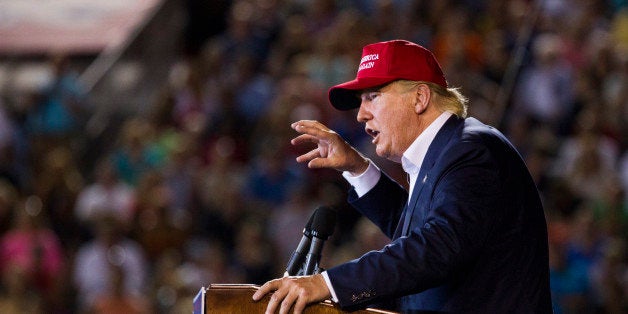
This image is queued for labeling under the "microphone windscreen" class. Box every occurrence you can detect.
[311,206,336,238]
[305,209,315,230]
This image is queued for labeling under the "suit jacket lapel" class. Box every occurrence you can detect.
[400,115,463,236]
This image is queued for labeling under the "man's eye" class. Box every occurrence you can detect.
[367,93,379,101]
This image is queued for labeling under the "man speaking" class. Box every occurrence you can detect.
[253,39,553,313]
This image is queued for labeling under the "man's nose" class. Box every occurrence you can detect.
[356,102,370,123]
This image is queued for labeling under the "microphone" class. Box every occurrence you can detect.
[284,210,316,276]
[303,206,336,275]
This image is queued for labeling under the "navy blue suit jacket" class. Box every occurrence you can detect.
[326,116,553,313]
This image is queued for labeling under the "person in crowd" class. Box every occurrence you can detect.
[24,53,88,140]
[0,196,65,307]
[73,213,149,312]
[131,171,188,262]
[74,157,135,227]
[87,263,152,314]
[232,216,276,285]
[33,145,86,247]
[111,118,164,186]
[253,39,552,313]
[512,33,574,132]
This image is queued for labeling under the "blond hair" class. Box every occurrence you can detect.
[393,80,468,118]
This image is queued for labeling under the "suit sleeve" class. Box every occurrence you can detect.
[347,172,408,239]
[327,141,503,310]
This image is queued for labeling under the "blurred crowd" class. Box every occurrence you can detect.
[0,0,627,313]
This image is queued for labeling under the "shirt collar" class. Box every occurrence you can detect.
[401,112,453,175]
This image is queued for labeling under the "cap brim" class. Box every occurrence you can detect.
[328,76,397,110]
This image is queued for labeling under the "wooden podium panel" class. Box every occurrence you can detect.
[193,284,397,314]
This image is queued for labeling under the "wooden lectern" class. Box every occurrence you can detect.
[193,284,398,314]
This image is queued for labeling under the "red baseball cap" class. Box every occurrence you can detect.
[328,40,448,110]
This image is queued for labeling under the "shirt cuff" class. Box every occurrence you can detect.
[342,159,381,197]
[321,271,339,303]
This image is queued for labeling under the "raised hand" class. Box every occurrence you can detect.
[291,120,368,176]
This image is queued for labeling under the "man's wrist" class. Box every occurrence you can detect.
[321,271,339,303]
[348,158,370,176]
[342,160,380,198]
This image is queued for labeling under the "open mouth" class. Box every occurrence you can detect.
[366,127,380,140]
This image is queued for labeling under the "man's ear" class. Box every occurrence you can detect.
[414,83,431,114]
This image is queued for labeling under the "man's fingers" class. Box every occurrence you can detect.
[307,157,331,169]
[292,121,334,139]
[266,286,289,314]
[252,279,279,301]
[255,275,331,314]
[279,289,299,314]
[291,120,325,131]
[291,133,318,146]
[292,292,310,314]
[296,149,321,163]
